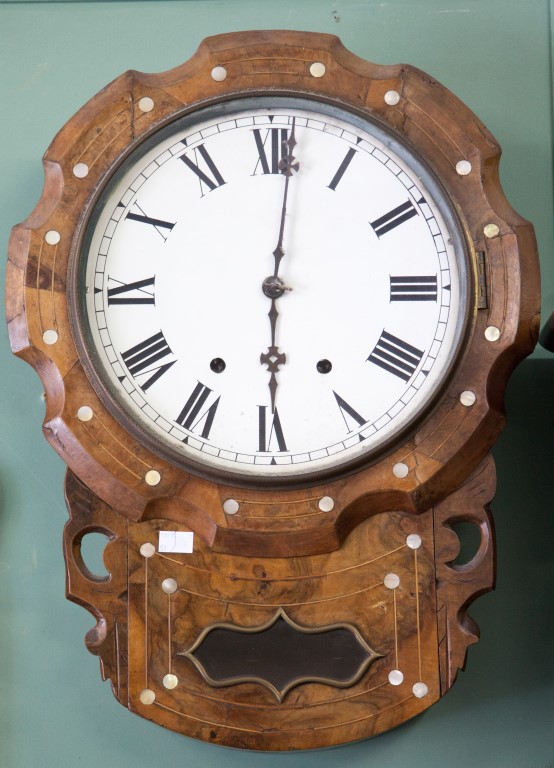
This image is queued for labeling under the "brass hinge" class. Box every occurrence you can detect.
[476,251,488,309]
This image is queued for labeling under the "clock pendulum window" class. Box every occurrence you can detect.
[6,31,540,750]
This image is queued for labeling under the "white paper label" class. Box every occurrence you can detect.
[158,531,194,553]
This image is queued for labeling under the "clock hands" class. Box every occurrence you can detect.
[272,118,299,276]
[260,119,299,413]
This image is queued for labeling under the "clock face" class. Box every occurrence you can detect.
[77,97,469,484]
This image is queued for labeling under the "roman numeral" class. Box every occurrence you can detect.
[107,276,155,305]
[179,143,226,195]
[124,203,176,240]
[121,331,176,391]
[258,406,287,453]
[176,382,220,439]
[389,275,438,302]
[333,391,366,431]
[367,331,424,382]
[370,200,418,237]
[252,128,289,175]
[328,147,357,190]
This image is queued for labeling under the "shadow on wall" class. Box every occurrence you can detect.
[471,357,554,702]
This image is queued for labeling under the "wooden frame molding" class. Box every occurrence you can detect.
[6,31,539,750]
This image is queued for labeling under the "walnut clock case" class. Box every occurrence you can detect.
[6,31,539,750]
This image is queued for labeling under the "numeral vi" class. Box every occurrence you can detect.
[258,406,287,453]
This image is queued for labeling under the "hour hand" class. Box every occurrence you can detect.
[260,299,286,413]
[260,343,286,414]
[278,128,299,177]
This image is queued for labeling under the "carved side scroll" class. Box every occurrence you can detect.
[433,455,496,693]
[63,471,128,696]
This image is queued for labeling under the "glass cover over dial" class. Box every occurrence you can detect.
[79,97,469,483]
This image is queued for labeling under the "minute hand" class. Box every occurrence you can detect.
[260,120,299,414]
[272,120,299,276]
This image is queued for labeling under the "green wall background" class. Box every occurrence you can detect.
[1,1,553,765]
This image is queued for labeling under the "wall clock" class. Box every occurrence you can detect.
[6,30,539,750]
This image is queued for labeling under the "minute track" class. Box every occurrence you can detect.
[84,98,464,480]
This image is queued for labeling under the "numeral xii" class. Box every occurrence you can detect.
[253,128,289,175]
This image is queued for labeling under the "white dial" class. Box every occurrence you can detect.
[80,98,468,482]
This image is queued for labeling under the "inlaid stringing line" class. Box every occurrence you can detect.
[80,422,143,480]
[236,508,323,520]
[400,404,463,460]
[234,494,328,519]
[170,679,390,712]
[236,494,322,505]
[443,602,453,689]
[79,412,153,480]
[153,701,265,734]
[312,695,415,732]
[35,240,58,334]
[35,238,42,289]
[144,555,149,687]
[167,592,172,675]
[414,546,422,680]
[159,543,407,581]
[114,616,121,699]
[50,242,58,330]
[90,122,135,171]
[153,694,415,733]
[407,98,467,169]
[177,580,383,607]
[499,235,508,328]
[428,412,467,458]
[93,413,152,468]
[76,108,130,169]
[393,588,399,670]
